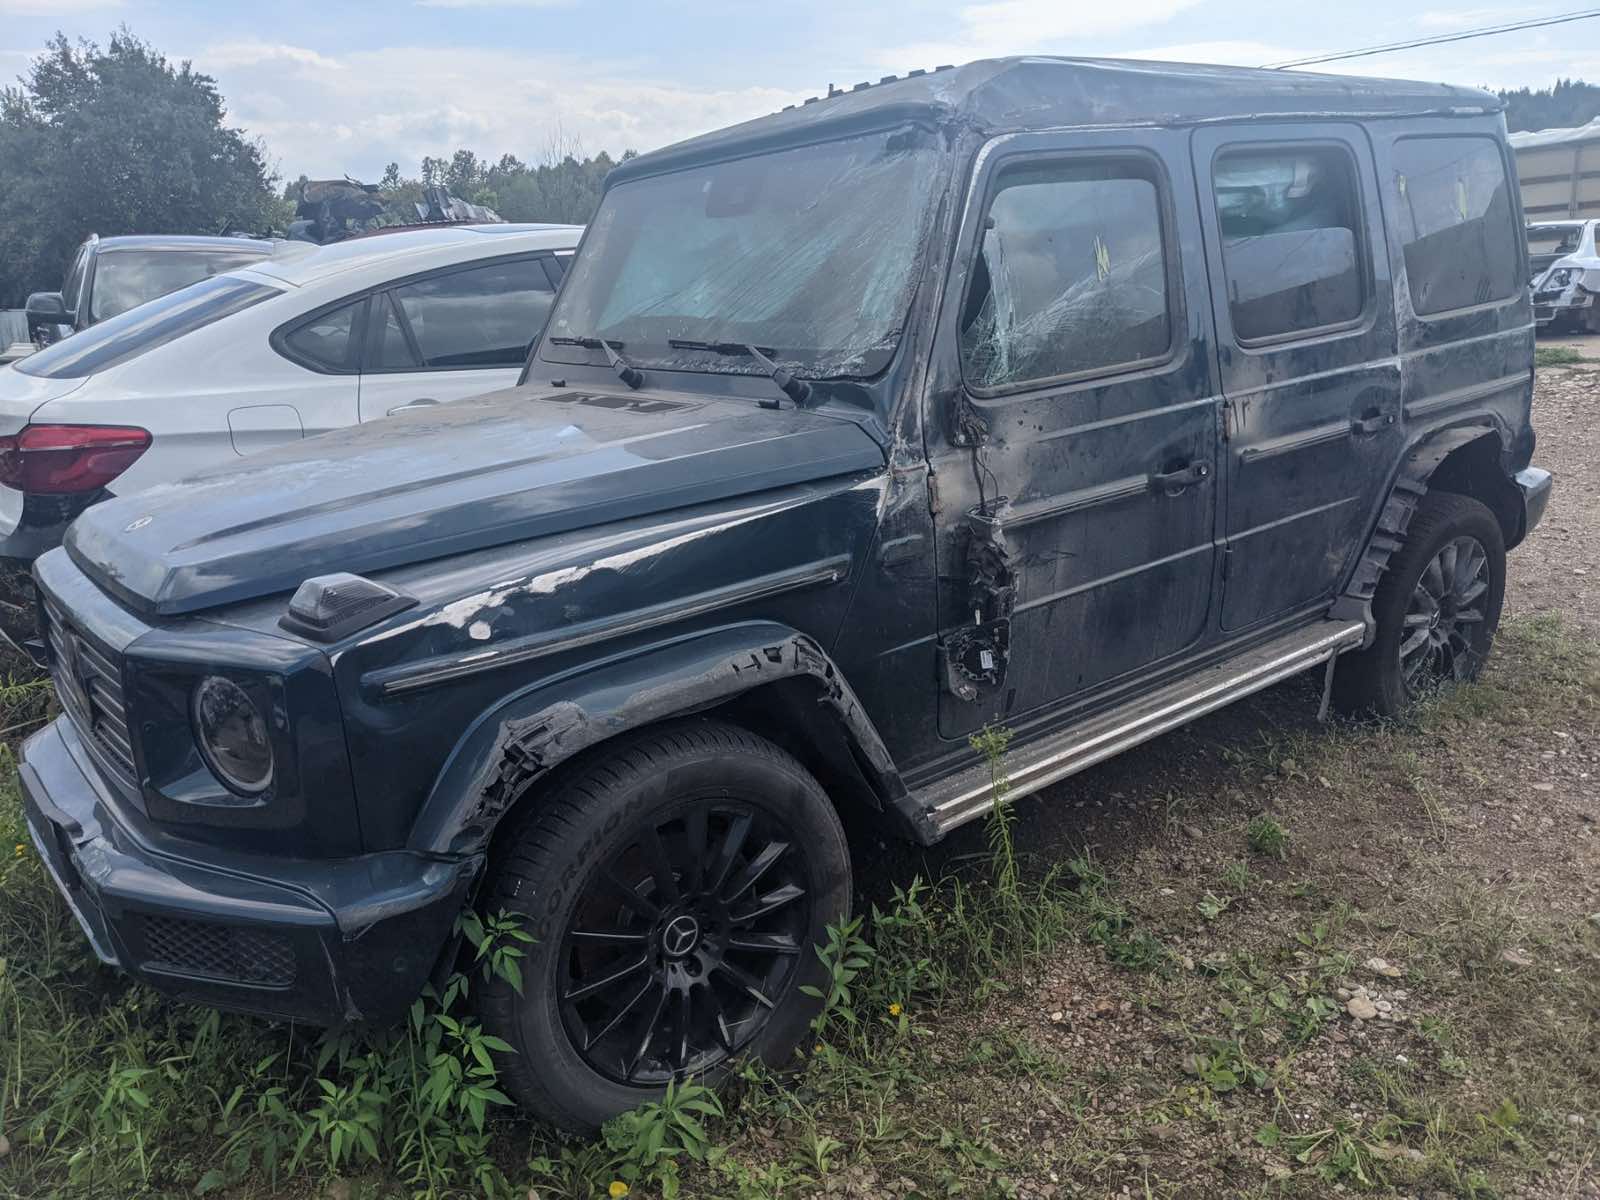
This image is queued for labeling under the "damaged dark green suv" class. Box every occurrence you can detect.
[21,57,1551,1130]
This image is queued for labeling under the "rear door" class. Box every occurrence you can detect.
[356,255,558,420]
[926,129,1222,740]
[1191,124,1403,631]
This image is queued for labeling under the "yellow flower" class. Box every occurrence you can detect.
[608,1183,629,1199]
[13,843,23,857]
[888,1002,903,1016]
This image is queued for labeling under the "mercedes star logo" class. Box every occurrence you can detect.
[661,914,701,958]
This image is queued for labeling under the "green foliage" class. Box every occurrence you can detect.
[602,1079,724,1198]
[1535,346,1583,368]
[970,724,1019,904]
[0,31,285,306]
[1247,813,1289,859]
[383,135,630,227]
[1497,78,1600,132]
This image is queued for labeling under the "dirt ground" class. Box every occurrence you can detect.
[1516,330,1600,637]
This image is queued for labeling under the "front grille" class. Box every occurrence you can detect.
[41,594,137,785]
[140,915,296,987]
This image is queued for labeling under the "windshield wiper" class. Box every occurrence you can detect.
[666,339,811,408]
[548,334,643,389]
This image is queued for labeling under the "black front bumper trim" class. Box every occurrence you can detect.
[20,718,480,1027]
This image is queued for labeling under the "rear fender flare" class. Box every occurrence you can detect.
[408,620,925,856]
[1333,420,1511,641]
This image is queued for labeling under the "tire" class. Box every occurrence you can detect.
[475,718,851,1132]
[1333,491,1505,718]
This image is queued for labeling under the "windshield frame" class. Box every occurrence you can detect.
[538,124,950,385]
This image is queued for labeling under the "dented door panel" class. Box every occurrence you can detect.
[923,129,1222,741]
[1191,123,1404,631]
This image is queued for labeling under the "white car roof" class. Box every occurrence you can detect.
[243,223,582,288]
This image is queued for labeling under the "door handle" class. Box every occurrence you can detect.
[388,398,440,416]
[1351,409,1395,437]
[1150,462,1211,493]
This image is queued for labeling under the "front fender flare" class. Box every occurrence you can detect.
[408,620,926,855]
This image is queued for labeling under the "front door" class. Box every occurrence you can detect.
[926,129,1222,740]
[1190,124,1403,630]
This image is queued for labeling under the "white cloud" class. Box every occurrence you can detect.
[204,41,344,72]
[205,44,790,180]
[882,0,1203,70]
[0,0,118,11]
[1116,40,1315,69]
[1415,7,1539,30]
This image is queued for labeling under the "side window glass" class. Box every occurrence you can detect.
[390,257,554,369]
[1213,147,1366,341]
[1390,137,1520,316]
[284,299,360,371]
[959,160,1172,390]
[371,293,420,370]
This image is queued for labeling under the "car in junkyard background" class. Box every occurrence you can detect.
[1527,219,1600,330]
[0,221,580,568]
[24,233,274,347]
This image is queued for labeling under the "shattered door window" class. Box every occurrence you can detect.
[959,160,1172,390]
[1390,137,1520,315]
[1213,147,1365,341]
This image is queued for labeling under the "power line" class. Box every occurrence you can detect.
[1264,7,1600,69]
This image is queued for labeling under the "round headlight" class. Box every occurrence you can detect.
[191,675,273,795]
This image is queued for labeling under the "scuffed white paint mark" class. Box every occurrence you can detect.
[468,620,492,641]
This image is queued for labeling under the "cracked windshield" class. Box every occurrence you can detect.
[542,127,943,379]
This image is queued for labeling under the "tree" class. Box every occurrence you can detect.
[0,30,284,306]
[1497,79,1600,133]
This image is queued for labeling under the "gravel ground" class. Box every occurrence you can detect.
[1507,353,1600,638]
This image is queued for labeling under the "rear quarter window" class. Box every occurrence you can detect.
[1390,137,1521,316]
[15,276,280,380]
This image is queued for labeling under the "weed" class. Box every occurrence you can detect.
[1534,345,1582,367]
[1247,813,1289,859]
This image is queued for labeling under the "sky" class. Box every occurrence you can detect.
[0,0,1592,181]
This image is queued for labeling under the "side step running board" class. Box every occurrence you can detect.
[919,620,1365,837]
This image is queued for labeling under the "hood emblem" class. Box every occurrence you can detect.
[123,515,153,532]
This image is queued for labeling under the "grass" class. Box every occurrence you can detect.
[1,618,1598,1197]
[1534,345,1584,367]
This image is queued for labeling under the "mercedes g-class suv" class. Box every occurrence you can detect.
[20,58,1551,1131]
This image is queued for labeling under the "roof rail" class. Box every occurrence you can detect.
[781,63,955,112]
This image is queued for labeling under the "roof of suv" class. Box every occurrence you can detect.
[93,234,274,255]
[613,55,1502,184]
[244,223,583,288]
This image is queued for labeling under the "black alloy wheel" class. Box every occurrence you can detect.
[558,798,812,1085]
[1397,534,1492,689]
[476,719,850,1132]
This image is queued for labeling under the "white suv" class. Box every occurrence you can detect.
[0,223,580,561]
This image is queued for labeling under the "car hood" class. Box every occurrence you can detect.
[65,385,885,617]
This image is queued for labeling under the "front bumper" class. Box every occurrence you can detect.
[20,716,480,1027]
[1514,466,1554,544]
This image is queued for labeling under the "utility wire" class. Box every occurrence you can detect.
[1264,7,1600,69]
